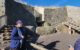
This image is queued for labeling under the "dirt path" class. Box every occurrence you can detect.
[37,33,80,50]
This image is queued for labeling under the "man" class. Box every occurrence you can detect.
[74,39,80,50]
[10,20,34,50]
[68,38,80,50]
[69,45,74,50]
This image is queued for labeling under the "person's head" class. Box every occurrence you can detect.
[16,20,23,27]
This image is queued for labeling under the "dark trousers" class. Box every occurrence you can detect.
[10,41,34,50]
[10,48,20,50]
[20,41,31,50]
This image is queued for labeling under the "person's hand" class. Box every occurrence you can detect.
[16,24,22,28]
[21,35,24,39]
[69,45,74,50]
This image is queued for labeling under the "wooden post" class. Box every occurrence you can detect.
[30,43,48,50]
[69,26,71,34]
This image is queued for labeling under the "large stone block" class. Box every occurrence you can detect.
[0,0,5,16]
[44,7,67,27]
[36,26,57,35]
[66,6,80,26]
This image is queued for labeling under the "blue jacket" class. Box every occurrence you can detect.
[10,27,21,48]
[10,27,35,48]
[74,39,80,50]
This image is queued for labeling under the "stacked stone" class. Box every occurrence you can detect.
[0,0,5,16]
[44,7,67,27]
[0,33,3,47]
[0,25,12,50]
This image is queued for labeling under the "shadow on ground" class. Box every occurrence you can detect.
[37,41,60,50]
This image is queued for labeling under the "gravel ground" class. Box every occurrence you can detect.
[1,33,80,50]
[37,33,80,50]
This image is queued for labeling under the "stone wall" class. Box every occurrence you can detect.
[0,15,7,27]
[0,0,6,27]
[66,6,80,26]
[0,0,5,16]
[34,7,44,21]
[44,7,68,27]
[36,26,57,35]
